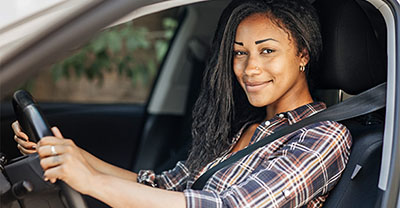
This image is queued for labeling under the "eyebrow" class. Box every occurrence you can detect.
[234,38,278,46]
[255,38,277,44]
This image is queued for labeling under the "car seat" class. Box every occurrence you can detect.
[312,0,387,207]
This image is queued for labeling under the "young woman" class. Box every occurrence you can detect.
[13,0,352,207]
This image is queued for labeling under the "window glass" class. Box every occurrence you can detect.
[19,8,181,104]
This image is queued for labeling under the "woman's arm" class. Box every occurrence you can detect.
[89,174,185,208]
[80,148,138,181]
[37,127,185,207]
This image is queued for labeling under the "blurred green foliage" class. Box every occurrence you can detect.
[51,17,178,86]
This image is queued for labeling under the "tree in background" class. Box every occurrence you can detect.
[51,17,178,87]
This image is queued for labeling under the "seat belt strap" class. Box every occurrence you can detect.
[191,83,386,190]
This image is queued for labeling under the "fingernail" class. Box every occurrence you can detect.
[44,177,48,181]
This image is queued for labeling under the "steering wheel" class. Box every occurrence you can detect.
[3,90,87,208]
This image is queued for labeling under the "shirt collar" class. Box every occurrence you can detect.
[232,102,326,144]
[283,101,327,125]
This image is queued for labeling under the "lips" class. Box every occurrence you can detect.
[244,80,272,92]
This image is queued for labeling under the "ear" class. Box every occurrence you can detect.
[299,48,310,66]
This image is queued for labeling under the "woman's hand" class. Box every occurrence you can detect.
[12,121,37,155]
[37,127,99,195]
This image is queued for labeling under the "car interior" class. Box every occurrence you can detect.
[0,0,395,207]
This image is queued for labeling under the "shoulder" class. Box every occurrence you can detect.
[303,120,352,141]
[287,120,352,153]
[277,121,352,153]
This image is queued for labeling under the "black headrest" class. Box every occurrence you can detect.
[312,0,387,95]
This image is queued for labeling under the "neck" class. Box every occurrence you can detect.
[265,83,313,121]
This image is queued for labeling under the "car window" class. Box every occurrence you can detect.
[13,8,182,104]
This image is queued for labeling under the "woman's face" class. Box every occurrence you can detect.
[233,13,310,109]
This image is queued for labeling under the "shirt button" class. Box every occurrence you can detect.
[264,121,271,126]
[282,189,291,199]
[278,114,284,118]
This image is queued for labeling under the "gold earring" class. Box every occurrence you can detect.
[299,65,305,72]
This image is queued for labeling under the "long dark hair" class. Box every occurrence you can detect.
[186,0,322,175]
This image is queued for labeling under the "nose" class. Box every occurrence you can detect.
[244,55,262,76]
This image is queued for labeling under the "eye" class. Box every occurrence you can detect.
[261,48,274,54]
[234,51,247,56]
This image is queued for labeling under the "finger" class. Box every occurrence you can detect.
[11,121,29,140]
[17,144,37,155]
[40,155,63,170]
[11,121,20,135]
[51,127,64,138]
[15,136,36,149]
[38,136,64,148]
[37,145,64,158]
[43,166,63,183]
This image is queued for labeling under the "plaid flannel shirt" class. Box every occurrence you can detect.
[138,102,352,208]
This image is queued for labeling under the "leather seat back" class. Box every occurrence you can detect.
[312,0,387,207]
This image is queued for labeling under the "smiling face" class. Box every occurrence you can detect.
[233,13,312,115]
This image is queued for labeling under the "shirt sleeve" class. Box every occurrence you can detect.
[183,121,352,208]
[137,160,190,191]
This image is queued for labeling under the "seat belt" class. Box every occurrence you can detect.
[192,82,386,190]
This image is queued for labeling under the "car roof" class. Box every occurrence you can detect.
[0,0,208,53]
